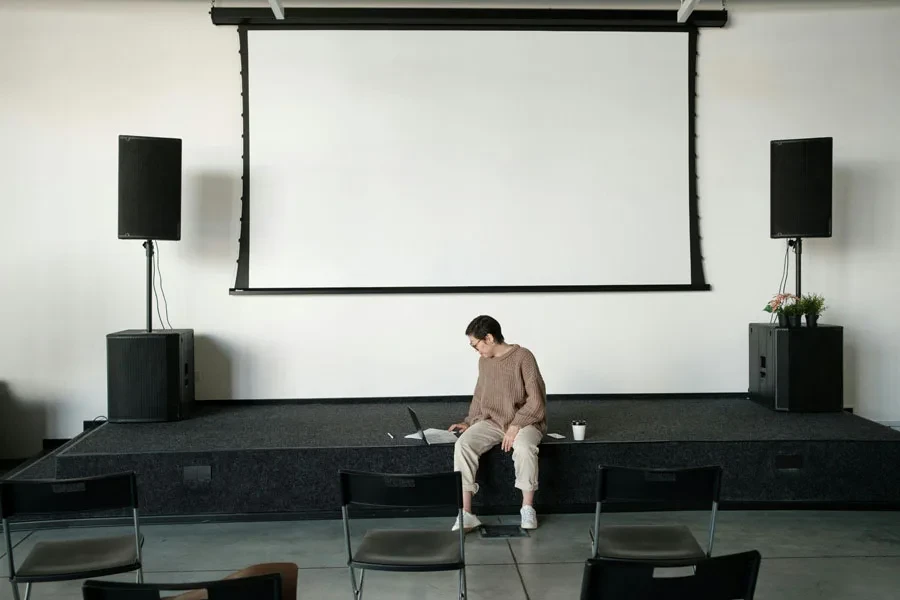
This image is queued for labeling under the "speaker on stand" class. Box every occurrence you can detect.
[770,136,833,297]
[108,135,194,423]
[750,136,841,413]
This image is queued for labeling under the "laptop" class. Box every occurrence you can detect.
[407,406,459,446]
[407,406,430,446]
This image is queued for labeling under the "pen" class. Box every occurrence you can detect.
[387,433,394,439]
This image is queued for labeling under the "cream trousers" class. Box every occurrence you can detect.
[453,420,543,494]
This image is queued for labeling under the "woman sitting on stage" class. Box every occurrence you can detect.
[448,315,547,532]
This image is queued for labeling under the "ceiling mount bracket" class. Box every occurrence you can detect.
[268,0,285,21]
[678,0,701,24]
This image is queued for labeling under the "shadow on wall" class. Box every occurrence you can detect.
[195,335,234,401]
[187,171,239,263]
[808,164,881,414]
[822,163,893,256]
[0,382,53,460]
[843,337,860,412]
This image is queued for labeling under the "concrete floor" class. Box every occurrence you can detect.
[2,510,900,599]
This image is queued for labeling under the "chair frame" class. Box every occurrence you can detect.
[1,472,143,600]
[591,466,723,563]
[82,573,283,600]
[339,470,467,600]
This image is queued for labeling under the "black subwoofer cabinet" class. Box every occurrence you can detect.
[749,323,843,412]
[107,329,194,422]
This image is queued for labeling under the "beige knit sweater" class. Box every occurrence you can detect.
[464,345,547,433]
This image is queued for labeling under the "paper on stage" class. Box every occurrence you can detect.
[405,429,459,444]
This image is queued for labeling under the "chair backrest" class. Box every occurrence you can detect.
[2,472,143,582]
[580,550,761,600]
[82,574,282,600]
[339,470,463,510]
[0,472,139,519]
[596,466,722,511]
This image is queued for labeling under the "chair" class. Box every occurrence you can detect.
[590,466,723,565]
[82,573,282,599]
[1,472,143,600]
[580,550,761,600]
[340,470,466,600]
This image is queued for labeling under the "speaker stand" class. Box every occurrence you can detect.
[789,237,803,297]
[143,240,154,332]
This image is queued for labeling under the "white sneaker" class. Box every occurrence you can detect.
[520,506,538,530]
[451,511,482,532]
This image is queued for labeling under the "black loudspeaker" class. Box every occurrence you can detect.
[770,137,833,239]
[118,135,182,240]
[107,329,194,423]
[749,323,843,412]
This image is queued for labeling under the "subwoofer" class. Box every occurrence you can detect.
[749,323,843,412]
[107,329,194,422]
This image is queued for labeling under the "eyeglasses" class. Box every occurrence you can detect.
[470,338,484,351]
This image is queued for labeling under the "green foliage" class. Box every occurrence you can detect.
[781,302,805,317]
[799,293,827,316]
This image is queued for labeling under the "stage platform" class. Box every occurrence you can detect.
[9,398,900,520]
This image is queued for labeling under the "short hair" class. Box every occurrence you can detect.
[465,315,504,344]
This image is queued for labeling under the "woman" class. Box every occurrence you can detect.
[449,315,547,532]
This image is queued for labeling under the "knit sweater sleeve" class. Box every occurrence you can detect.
[510,350,547,429]
[464,360,485,425]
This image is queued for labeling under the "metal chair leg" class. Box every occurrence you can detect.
[9,581,21,600]
[459,567,468,600]
[348,566,365,600]
[348,566,358,599]
[136,567,144,583]
[23,582,32,600]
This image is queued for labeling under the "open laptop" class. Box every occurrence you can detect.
[407,406,429,446]
[407,406,459,446]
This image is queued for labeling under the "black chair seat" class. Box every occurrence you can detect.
[352,529,463,571]
[595,525,705,562]
[16,535,141,581]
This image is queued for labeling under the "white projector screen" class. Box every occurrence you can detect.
[243,29,696,291]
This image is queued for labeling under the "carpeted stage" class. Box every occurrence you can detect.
[11,398,900,519]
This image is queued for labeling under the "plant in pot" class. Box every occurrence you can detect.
[781,301,805,328]
[799,293,826,327]
[764,293,798,327]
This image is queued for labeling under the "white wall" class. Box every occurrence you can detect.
[1,0,899,455]
[699,3,900,424]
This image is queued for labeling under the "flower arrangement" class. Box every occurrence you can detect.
[763,293,798,316]
[764,293,827,327]
[764,293,802,327]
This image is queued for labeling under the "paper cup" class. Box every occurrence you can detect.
[572,421,586,441]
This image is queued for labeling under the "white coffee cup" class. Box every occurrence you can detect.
[572,420,586,441]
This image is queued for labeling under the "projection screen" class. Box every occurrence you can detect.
[238,27,705,292]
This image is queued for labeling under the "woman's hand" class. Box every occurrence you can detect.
[502,425,520,452]
[449,422,469,433]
